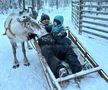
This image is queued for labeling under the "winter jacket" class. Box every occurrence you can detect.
[41,15,71,46]
[52,15,64,33]
[45,24,52,33]
[51,15,71,45]
[38,20,52,33]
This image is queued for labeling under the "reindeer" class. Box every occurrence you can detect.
[4,13,41,68]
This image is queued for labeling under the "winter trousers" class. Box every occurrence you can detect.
[41,44,82,77]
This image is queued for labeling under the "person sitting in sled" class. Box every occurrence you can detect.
[27,15,82,78]
[27,13,52,40]
[39,13,51,26]
[39,14,71,46]
[38,15,82,78]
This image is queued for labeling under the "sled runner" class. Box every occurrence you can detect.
[33,28,108,90]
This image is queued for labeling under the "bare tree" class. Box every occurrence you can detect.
[37,0,40,11]
[9,0,12,8]
[32,0,35,9]
[37,0,43,11]
[64,0,70,7]
[18,0,23,8]
[56,0,59,9]
[22,0,25,10]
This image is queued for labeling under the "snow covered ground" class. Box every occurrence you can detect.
[0,7,108,90]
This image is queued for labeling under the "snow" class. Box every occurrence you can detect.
[0,7,108,90]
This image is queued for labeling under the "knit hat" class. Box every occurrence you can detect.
[53,15,64,25]
[41,14,50,22]
[53,19,61,25]
[52,15,64,33]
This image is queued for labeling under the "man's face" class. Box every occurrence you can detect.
[42,19,50,25]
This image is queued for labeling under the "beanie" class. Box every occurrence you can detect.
[41,14,50,22]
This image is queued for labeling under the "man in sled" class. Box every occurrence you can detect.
[28,14,82,78]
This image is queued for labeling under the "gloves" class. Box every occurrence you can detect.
[57,31,67,37]
[27,33,37,40]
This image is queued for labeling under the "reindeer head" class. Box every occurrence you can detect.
[18,15,46,36]
[17,15,41,33]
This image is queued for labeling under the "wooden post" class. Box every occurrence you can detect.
[79,0,83,34]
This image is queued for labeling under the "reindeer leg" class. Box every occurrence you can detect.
[21,42,30,66]
[11,42,19,68]
[14,42,17,48]
[3,28,7,35]
[26,41,32,49]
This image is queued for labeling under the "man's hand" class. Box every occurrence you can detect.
[57,31,67,37]
[27,33,37,40]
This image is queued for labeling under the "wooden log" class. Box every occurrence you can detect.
[82,30,108,39]
[82,10,108,15]
[81,20,108,27]
[82,0,108,2]
[72,0,108,3]
[82,15,108,21]
[82,25,108,33]
[81,5,108,8]
[57,67,101,82]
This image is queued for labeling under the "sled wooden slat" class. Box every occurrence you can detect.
[43,58,62,90]
[57,67,101,82]
[34,41,62,90]
[68,31,108,82]
[82,0,108,2]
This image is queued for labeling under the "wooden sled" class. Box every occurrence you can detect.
[33,29,108,90]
